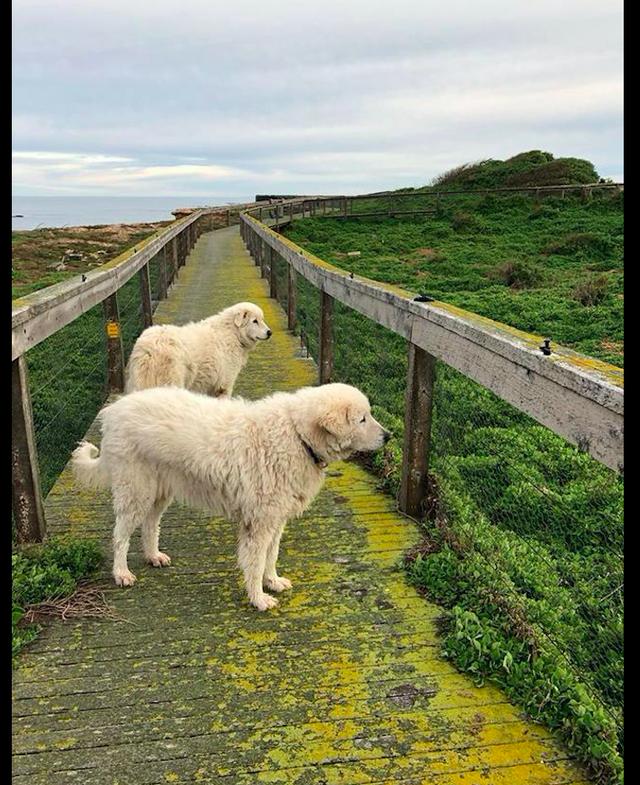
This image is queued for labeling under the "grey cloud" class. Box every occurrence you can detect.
[12,0,623,195]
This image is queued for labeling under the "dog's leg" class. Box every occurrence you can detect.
[142,495,173,568]
[263,527,292,593]
[112,512,140,587]
[237,527,279,611]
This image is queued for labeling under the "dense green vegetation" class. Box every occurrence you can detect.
[427,149,602,190]
[282,185,623,782]
[13,538,102,659]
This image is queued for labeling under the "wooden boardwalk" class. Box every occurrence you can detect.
[12,227,590,785]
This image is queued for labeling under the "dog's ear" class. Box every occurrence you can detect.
[317,404,351,437]
[234,308,250,328]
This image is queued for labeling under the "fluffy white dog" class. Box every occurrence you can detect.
[125,302,272,397]
[72,383,390,611]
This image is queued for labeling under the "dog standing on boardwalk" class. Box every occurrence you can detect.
[125,302,272,397]
[72,383,391,611]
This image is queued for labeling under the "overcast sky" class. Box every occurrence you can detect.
[12,0,623,197]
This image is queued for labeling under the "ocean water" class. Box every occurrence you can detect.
[11,196,252,231]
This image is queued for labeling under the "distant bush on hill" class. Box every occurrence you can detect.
[429,150,599,190]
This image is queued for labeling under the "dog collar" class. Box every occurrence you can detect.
[301,440,328,470]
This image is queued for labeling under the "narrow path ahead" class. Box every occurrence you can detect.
[13,227,589,785]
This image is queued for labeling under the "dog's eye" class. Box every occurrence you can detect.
[360,416,366,423]
[253,319,259,324]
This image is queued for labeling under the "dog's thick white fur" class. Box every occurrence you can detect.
[72,383,390,611]
[125,302,271,397]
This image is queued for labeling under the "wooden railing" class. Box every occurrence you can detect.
[11,190,624,543]
[11,201,261,543]
[239,197,624,518]
[253,182,624,220]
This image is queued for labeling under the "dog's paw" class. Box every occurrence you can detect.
[114,569,137,587]
[252,594,279,611]
[146,552,172,567]
[265,576,292,593]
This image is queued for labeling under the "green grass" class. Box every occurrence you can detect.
[286,192,623,365]
[12,538,102,660]
[281,189,623,782]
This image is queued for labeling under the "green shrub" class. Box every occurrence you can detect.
[543,232,614,260]
[573,275,610,306]
[12,537,102,660]
[429,151,598,191]
[451,210,481,232]
[490,259,543,289]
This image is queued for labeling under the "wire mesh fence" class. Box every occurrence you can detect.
[27,303,109,498]
[118,271,145,363]
[23,228,199,504]
[274,234,624,777]
[25,254,176,500]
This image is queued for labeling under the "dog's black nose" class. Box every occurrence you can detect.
[266,329,272,338]
[383,430,393,444]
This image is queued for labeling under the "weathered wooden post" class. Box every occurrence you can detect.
[12,356,46,543]
[398,342,436,518]
[138,263,153,328]
[319,290,334,384]
[269,246,277,298]
[171,237,179,280]
[158,247,168,300]
[226,209,231,227]
[181,230,187,267]
[260,237,267,277]
[287,265,297,331]
[103,293,125,393]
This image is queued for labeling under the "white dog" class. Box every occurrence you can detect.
[125,302,272,397]
[72,383,390,611]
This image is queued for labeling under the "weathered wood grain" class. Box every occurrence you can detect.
[399,343,436,517]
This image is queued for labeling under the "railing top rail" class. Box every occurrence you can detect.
[348,182,623,199]
[241,210,623,472]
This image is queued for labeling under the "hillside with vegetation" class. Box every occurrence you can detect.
[12,221,171,299]
[282,155,624,783]
[408,149,606,191]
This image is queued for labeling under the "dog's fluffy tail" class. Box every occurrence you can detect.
[125,345,184,393]
[71,441,110,489]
